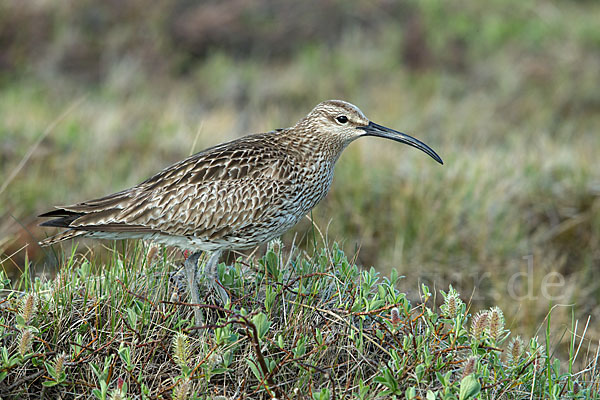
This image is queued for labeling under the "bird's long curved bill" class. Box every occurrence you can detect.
[361,121,443,164]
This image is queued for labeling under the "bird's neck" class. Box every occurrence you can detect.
[279,126,348,165]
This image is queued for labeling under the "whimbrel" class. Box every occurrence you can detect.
[39,100,443,324]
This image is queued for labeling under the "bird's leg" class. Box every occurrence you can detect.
[184,252,204,325]
[198,250,229,306]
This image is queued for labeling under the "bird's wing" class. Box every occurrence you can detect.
[39,132,297,241]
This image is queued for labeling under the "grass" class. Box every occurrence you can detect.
[1,241,599,398]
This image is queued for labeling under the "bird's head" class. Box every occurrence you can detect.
[297,100,443,164]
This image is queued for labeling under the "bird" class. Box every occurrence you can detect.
[39,100,443,324]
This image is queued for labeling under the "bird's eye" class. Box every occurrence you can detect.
[336,115,348,124]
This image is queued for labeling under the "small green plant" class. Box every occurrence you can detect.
[42,353,67,387]
[91,354,115,400]
[0,242,598,398]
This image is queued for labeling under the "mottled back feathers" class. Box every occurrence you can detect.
[40,127,336,249]
[39,100,390,250]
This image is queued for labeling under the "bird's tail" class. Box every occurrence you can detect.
[38,230,86,247]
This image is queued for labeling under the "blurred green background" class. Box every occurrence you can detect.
[1,0,599,344]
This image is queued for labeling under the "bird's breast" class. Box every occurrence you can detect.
[287,160,335,215]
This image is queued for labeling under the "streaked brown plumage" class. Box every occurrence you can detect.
[39,100,443,323]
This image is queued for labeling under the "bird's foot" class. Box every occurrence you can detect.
[183,251,230,326]
[198,259,230,307]
[167,267,188,301]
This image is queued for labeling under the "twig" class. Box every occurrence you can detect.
[243,319,286,399]
[2,368,46,393]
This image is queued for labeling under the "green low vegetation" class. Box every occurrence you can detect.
[1,242,598,398]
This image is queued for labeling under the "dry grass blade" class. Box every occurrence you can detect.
[0,96,87,196]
